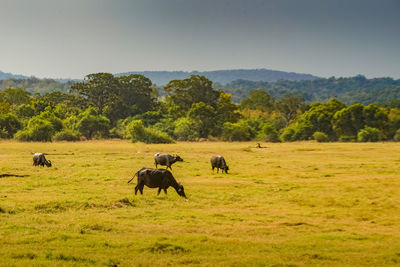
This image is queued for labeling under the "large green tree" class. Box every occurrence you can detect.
[240,89,274,112]
[298,99,346,140]
[164,75,220,110]
[333,104,365,139]
[187,102,217,138]
[275,94,306,126]
[71,73,118,114]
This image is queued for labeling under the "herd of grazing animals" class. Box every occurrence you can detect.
[32,152,230,199]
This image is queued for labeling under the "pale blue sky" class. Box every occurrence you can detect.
[1,0,399,79]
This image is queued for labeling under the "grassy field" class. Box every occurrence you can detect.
[0,140,400,266]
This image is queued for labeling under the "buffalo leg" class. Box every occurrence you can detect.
[135,185,139,195]
[139,184,144,195]
[158,188,162,195]
[164,188,167,194]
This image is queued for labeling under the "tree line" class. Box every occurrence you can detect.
[0,73,399,143]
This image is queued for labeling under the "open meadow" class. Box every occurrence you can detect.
[1,140,400,266]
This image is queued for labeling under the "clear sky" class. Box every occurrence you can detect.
[1,0,399,79]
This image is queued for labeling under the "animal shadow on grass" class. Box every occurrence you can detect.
[0,174,28,178]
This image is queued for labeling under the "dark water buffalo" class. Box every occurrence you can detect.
[33,153,52,167]
[154,153,183,170]
[210,155,229,173]
[128,168,187,198]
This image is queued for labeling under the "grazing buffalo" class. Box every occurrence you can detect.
[154,153,183,170]
[33,153,52,167]
[128,168,187,198]
[211,155,229,173]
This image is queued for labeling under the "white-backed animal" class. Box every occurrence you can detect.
[33,153,52,167]
[154,153,183,170]
[210,155,229,173]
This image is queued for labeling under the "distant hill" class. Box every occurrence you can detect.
[218,75,400,105]
[116,69,319,85]
[0,70,30,80]
[0,77,74,94]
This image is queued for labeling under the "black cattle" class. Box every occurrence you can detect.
[128,168,187,198]
[154,153,183,170]
[210,155,229,173]
[33,153,52,167]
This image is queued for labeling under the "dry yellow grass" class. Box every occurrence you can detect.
[0,140,400,266]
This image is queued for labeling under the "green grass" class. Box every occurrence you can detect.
[1,140,400,266]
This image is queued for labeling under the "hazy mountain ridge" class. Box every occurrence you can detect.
[116,69,319,85]
[0,70,30,80]
[0,77,74,94]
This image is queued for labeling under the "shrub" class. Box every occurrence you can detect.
[145,128,174,144]
[126,120,146,141]
[394,129,400,141]
[357,127,381,142]
[126,120,173,144]
[280,121,313,142]
[153,118,176,137]
[313,131,329,142]
[221,121,253,141]
[281,127,295,142]
[173,117,198,141]
[53,130,80,141]
[0,128,8,138]
[14,118,54,142]
[292,121,313,140]
[258,122,280,142]
[77,108,110,139]
[0,113,22,138]
[38,107,63,132]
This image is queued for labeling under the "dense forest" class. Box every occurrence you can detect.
[0,73,399,143]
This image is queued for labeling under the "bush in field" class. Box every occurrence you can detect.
[14,117,54,141]
[221,121,253,141]
[173,117,198,141]
[313,131,329,142]
[53,129,80,141]
[126,120,146,141]
[133,110,164,127]
[38,107,64,132]
[280,122,313,142]
[153,118,176,138]
[357,127,381,142]
[0,113,22,138]
[394,129,400,141]
[126,120,173,144]
[145,128,174,144]
[280,127,296,142]
[77,107,110,139]
[258,122,280,142]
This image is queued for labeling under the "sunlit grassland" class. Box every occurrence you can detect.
[1,140,400,266]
